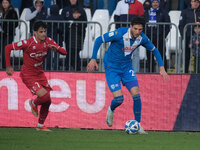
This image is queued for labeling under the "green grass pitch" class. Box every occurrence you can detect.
[0,127,200,150]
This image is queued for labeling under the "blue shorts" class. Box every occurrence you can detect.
[105,64,138,92]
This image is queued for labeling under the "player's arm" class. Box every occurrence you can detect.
[5,40,28,76]
[87,30,117,72]
[142,34,169,82]
[48,38,67,55]
[87,36,103,72]
[152,48,169,82]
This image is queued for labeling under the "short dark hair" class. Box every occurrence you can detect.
[33,21,47,31]
[131,16,146,28]
[73,8,81,14]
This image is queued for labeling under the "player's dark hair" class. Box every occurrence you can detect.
[131,16,146,28]
[33,21,47,31]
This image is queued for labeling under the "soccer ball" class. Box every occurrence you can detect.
[124,120,140,134]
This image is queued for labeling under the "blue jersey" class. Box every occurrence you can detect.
[91,27,163,68]
[91,27,163,92]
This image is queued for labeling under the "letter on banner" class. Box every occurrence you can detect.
[0,78,18,110]
[49,79,71,112]
[76,80,105,113]
[24,79,71,112]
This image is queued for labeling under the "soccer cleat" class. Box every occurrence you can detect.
[29,99,38,117]
[36,126,51,131]
[106,106,114,127]
[138,126,148,134]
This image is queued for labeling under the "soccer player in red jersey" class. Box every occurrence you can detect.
[5,21,67,131]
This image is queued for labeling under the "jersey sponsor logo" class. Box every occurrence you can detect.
[122,45,137,52]
[34,61,43,67]
[17,42,22,47]
[30,51,47,58]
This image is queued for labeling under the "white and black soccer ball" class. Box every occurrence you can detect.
[124,120,140,134]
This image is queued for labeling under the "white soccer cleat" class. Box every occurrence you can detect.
[138,126,148,134]
[106,106,114,127]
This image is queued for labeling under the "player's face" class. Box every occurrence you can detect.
[34,27,47,42]
[130,24,143,38]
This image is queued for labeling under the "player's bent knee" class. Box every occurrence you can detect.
[39,92,51,104]
[114,95,124,104]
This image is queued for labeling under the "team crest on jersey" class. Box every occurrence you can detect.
[108,32,114,37]
[111,84,115,90]
[33,46,36,50]
[23,40,27,44]
[110,84,119,90]
[17,41,22,47]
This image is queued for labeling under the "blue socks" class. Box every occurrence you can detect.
[109,94,141,123]
[133,94,142,123]
[110,95,124,111]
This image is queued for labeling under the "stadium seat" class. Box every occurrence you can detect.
[14,8,19,17]
[11,8,30,58]
[19,8,30,40]
[138,0,145,4]
[165,10,181,59]
[80,9,109,59]
[109,10,116,32]
[84,8,92,21]
[59,9,62,15]
[13,8,20,43]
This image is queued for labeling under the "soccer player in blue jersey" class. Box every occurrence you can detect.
[87,16,169,134]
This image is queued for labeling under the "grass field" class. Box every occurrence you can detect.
[0,127,200,150]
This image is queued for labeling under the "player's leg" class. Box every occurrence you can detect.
[122,66,147,134]
[107,90,124,127]
[27,79,52,131]
[128,85,141,123]
[34,88,51,131]
[127,85,147,134]
[105,68,124,127]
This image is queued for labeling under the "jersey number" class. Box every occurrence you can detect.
[129,70,136,76]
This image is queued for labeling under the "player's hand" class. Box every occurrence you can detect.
[160,66,169,82]
[6,66,14,76]
[48,44,58,51]
[87,59,98,72]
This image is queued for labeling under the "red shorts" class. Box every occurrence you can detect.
[20,72,52,95]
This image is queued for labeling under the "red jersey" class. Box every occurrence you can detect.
[5,36,67,76]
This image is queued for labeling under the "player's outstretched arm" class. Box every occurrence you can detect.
[6,66,14,76]
[48,44,67,55]
[87,59,99,72]
[160,66,169,82]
